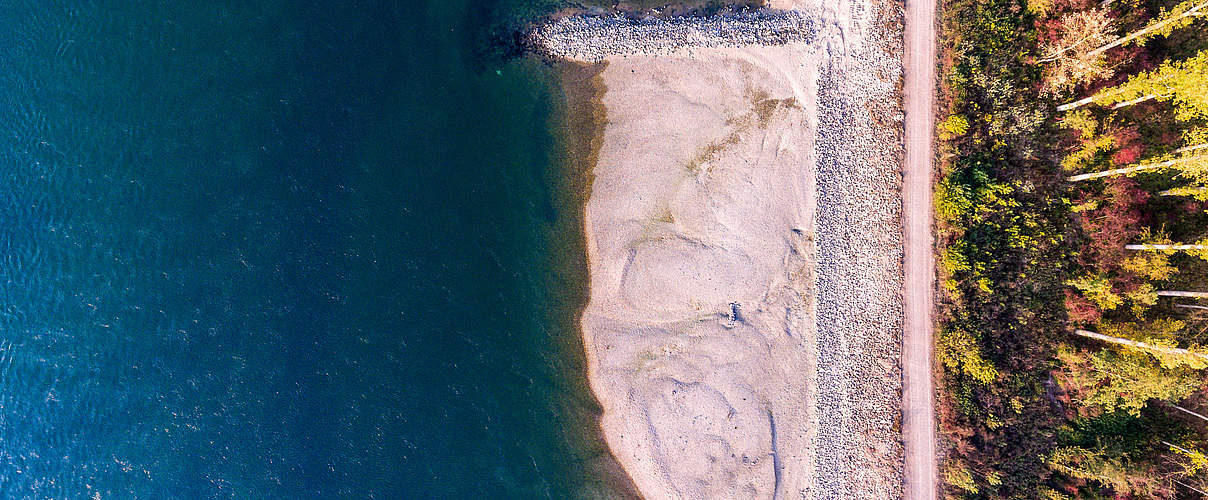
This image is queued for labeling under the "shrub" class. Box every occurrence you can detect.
[939,326,1000,385]
[944,460,980,494]
[936,176,972,226]
[1110,127,1143,166]
[940,114,971,140]
[1065,289,1103,324]
[1067,272,1122,310]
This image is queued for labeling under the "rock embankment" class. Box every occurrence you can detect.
[810,2,906,495]
[527,10,817,62]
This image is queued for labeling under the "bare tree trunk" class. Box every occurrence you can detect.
[1176,304,1208,311]
[1168,402,1208,422]
[1158,291,1208,298]
[1110,93,1158,109]
[1126,244,1208,251]
[1087,0,1208,57]
[1067,154,1208,181]
[1175,143,1208,155]
[1163,440,1196,455]
[1159,187,1208,196]
[1073,329,1208,360]
[1175,480,1208,496]
[1057,95,1096,112]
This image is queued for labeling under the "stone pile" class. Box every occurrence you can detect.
[810,4,906,497]
[527,10,817,62]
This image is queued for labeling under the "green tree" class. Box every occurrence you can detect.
[1057,346,1202,415]
[1049,443,1165,497]
[1059,50,1208,116]
[1087,0,1208,57]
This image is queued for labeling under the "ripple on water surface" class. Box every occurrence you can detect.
[0,0,626,497]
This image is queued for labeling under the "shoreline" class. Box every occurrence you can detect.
[544,58,645,499]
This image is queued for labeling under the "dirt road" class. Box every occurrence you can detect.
[902,0,938,495]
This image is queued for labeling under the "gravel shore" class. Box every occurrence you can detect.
[528,10,818,62]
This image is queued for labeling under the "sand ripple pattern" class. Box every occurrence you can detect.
[528,10,817,62]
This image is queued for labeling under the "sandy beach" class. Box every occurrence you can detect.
[545,0,906,496]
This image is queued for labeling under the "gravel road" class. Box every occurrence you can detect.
[902,0,938,495]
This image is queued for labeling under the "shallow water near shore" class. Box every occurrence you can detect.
[0,0,628,497]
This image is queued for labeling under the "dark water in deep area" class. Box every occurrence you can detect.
[0,0,621,497]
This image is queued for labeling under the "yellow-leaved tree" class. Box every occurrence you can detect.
[1059,50,1208,115]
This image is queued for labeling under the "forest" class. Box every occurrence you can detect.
[935,0,1208,496]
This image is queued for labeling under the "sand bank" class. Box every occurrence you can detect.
[544,0,905,496]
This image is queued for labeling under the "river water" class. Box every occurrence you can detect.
[0,0,624,497]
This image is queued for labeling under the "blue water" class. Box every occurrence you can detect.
[0,1,624,497]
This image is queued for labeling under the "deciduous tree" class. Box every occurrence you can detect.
[1056,346,1202,416]
[1049,442,1166,496]
[1088,0,1208,57]
[1076,319,1208,369]
[1059,50,1208,116]
[1040,9,1117,91]
[1067,148,1208,181]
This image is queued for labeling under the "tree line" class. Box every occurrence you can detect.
[937,0,1208,496]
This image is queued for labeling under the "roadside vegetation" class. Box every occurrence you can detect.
[936,0,1208,496]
